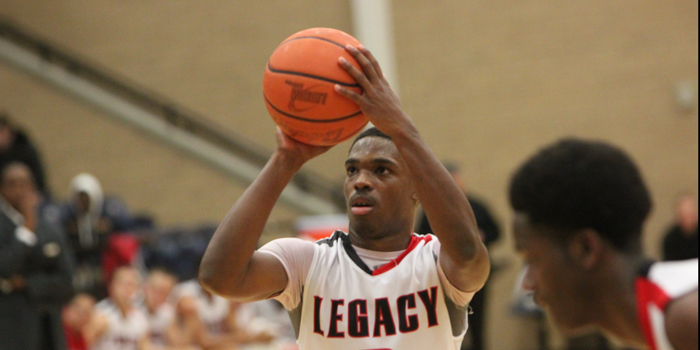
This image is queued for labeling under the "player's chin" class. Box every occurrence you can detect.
[549,308,591,335]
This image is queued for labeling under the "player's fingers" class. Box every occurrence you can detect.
[335,84,363,104]
[357,45,385,81]
[338,57,371,90]
[345,45,380,83]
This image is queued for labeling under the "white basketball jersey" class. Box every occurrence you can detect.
[297,232,467,350]
[92,299,149,350]
[636,259,699,350]
[142,303,175,347]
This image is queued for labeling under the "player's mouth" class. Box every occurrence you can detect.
[350,196,375,216]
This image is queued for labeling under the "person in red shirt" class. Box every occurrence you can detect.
[62,293,96,350]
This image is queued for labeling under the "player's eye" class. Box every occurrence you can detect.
[346,167,358,175]
[375,167,388,175]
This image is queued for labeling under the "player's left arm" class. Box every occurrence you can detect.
[336,45,490,294]
[665,289,698,350]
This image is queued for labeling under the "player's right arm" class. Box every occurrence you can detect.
[199,128,330,302]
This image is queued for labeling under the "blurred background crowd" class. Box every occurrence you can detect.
[1,112,697,350]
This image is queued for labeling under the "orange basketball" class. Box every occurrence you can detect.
[263,28,369,146]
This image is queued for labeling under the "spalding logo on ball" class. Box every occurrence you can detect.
[263,28,369,146]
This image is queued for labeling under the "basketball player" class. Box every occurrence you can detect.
[200,45,490,349]
[509,138,698,350]
[62,293,96,350]
[85,266,150,350]
[172,279,272,348]
[141,269,178,348]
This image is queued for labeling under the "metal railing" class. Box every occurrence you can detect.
[0,16,346,214]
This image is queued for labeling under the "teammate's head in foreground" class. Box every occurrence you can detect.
[509,138,652,332]
[345,128,418,244]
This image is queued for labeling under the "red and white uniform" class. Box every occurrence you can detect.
[141,303,175,348]
[260,231,474,350]
[92,299,149,350]
[635,259,699,350]
[172,280,232,336]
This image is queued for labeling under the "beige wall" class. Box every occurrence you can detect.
[0,1,697,349]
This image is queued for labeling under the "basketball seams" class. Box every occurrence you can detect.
[266,64,361,88]
[264,95,362,124]
[264,28,369,146]
[278,36,348,50]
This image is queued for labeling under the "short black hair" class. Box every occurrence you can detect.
[509,138,652,251]
[349,127,393,152]
[0,161,34,185]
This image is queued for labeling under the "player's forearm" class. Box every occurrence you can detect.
[199,151,302,295]
[392,125,490,290]
[391,124,485,260]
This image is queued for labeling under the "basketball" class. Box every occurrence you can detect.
[263,28,369,146]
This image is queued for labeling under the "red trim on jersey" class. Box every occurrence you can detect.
[635,277,673,350]
[372,235,433,276]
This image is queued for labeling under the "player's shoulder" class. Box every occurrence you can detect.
[647,259,699,298]
[665,289,699,350]
[95,298,117,313]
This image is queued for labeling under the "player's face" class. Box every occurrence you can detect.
[513,214,594,332]
[145,274,174,308]
[0,164,35,210]
[345,137,416,238]
[110,268,140,306]
[72,296,96,329]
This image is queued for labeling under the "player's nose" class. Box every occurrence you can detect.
[353,170,374,191]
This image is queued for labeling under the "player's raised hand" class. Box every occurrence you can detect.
[335,45,411,136]
[274,127,331,166]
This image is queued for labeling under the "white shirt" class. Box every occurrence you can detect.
[92,299,149,350]
[636,259,699,350]
[141,303,175,347]
[171,280,231,336]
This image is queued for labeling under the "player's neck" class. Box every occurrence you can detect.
[594,253,649,347]
[113,298,133,318]
[348,227,413,252]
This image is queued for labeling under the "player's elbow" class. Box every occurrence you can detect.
[198,262,229,297]
[198,263,248,299]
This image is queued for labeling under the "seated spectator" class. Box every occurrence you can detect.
[60,173,135,298]
[0,162,75,350]
[662,192,699,261]
[141,269,178,349]
[236,300,298,350]
[0,112,50,197]
[171,280,273,349]
[62,293,97,350]
[167,295,208,349]
[84,266,150,350]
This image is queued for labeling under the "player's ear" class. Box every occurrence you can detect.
[568,229,605,270]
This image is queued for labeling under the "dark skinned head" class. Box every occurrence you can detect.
[509,138,652,332]
[345,128,417,248]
